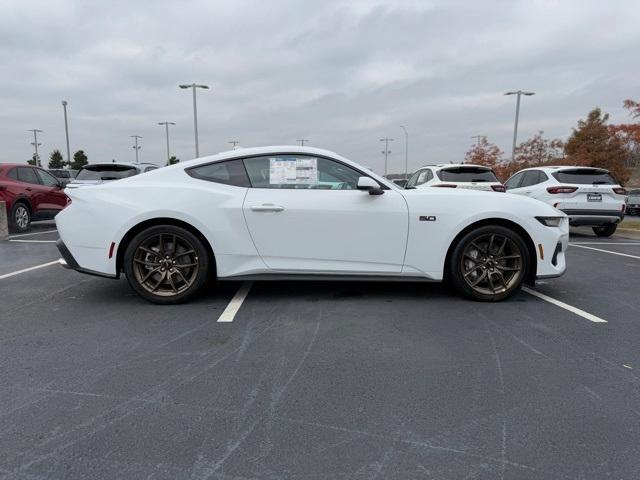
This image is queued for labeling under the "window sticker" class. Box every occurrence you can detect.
[269,157,318,184]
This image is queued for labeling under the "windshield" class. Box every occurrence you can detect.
[551,169,617,185]
[76,165,138,181]
[438,167,498,182]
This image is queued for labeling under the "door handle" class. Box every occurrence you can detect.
[250,204,285,212]
[26,187,33,191]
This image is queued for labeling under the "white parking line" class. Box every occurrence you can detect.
[569,243,640,260]
[9,240,57,243]
[570,242,640,245]
[217,281,253,322]
[0,261,59,280]
[7,229,57,239]
[522,287,607,323]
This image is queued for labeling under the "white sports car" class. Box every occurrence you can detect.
[55,146,568,304]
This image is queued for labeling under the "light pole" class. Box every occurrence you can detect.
[28,129,43,166]
[400,126,408,179]
[296,139,309,146]
[179,83,210,158]
[228,140,240,149]
[158,122,175,165]
[505,90,535,160]
[61,101,71,167]
[379,137,394,176]
[131,135,142,163]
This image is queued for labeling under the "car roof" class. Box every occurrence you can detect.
[521,166,610,173]
[416,163,492,170]
[81,162,158,168]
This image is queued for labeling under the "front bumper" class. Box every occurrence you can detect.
[56,239,118,279]
[561,209,624,226]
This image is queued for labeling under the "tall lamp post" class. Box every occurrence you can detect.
[179,83,210,158]
[400,126,408,179]
[379,137,394,176]
[505,90,535,160]
[296,139,309,146]
[61,101,71,167]
[28,129,43,166]
[158,122,175,165]
[228,140,240,149]
[131,135,142,163]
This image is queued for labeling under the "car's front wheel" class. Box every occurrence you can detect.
[123,225,211,304]
[592,223,617,237]
[9,202,31,233]
[449,225,529,301]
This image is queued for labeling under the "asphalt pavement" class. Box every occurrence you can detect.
[1,221,640,479]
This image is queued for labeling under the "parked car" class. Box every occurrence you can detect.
[0,163,68,232]
[627,189,640,216]
[406,164,506,192]
[66,162,159,189]
[505,166,626,237]
[56,146,567,304]
[48,169,78,185]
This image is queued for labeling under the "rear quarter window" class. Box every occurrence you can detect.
[187,159,251,187]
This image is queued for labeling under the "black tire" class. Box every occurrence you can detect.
[628,208,638,216]
[592,223,617,237]
[449,225,530,302]
[8,202,31,233]
[123,225,211,304]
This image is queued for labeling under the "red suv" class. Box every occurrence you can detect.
[0,163,69,232]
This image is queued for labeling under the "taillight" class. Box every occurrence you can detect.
[491,185,506,192]
[613,187,627,195]
[622,204,626,213]
[432,184,457,188]
[547,186,578,194]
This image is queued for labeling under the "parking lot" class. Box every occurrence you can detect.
[1,222,640,480]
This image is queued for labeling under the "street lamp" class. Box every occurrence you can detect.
[296,139,309,146]
[179,83,210,158]
[379,137,394,176]
[61,101,71,167]
[131,135,142,163]
[158,122,175,165]
[228,140,240,149]
[400,126,408,179]
[27,129,43,167]
[505,90,535,160]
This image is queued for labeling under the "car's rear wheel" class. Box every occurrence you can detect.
[123,225,210,304]
[9,202,31,233]
[449,225,529,301]
[592,223,617,237]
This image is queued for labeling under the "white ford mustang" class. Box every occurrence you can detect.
[55,146,568,304]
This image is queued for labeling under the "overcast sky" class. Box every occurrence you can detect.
[1,0,639,173]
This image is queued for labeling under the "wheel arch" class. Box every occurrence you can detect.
[115,217,216,276]
[444,218,537,285]
[12,196,32,213]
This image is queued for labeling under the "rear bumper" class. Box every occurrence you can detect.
[56,239,118,279]
[560,209,624,226]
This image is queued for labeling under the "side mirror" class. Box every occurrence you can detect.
[357,176,384,195]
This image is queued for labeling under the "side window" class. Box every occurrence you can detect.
[537,171,548,183]
[406,171,421,188]
[520,171,543,188]
[415,169,433,186]
[187,159,250,187]
[7,168,18,180]
[505,172,524,189]
[243,155,363,190]
[17,167,40,185]
[35,169,59,187]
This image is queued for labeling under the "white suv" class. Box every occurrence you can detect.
[505,166,626,237]
[406,164,505,192]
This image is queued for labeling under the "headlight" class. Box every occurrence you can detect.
[536,216,564,227]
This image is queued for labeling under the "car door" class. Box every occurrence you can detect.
[34,168,67,212]
[242,154,409,273]
[505,171,536,196]
[16,167,46,213]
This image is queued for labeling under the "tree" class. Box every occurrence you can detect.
[514,131,564,167]
[464,137,503,168]
[27,154,37,166]
[48,149,65,169]
[564,108,630,183]
[610,99,640,169]
[70,150,88,170]
[168,155,179,165]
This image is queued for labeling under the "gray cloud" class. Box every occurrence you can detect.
[1,0,639,173]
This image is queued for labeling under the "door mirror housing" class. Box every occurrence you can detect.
[357,176,384,195]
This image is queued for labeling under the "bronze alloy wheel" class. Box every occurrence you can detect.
[132,233,199,297]
[460,232,524,296]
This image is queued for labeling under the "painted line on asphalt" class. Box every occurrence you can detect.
[570,242,640,245]
[0,261,59,280]
[569,243,640,260]
[9,240,57,243]
[522,287,607,323]
[7,229,57,239]
[217,281,253,322]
